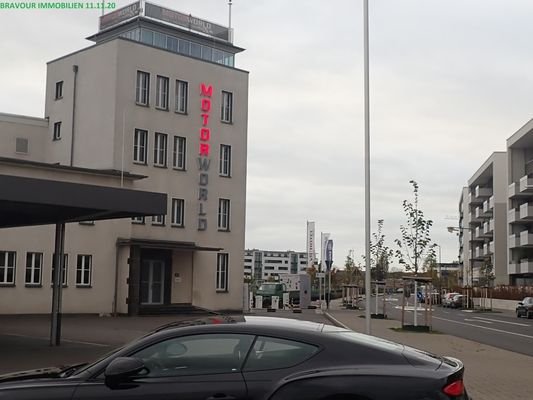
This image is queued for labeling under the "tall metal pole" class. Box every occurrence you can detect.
[363,0,371,334]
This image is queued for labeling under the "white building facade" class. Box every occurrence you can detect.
[244,250,309,282]
[0,2,248,314]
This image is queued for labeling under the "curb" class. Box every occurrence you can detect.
[323,311,350,330]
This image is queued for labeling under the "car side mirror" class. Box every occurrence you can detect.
[104,357,146,389]
[518,302,524,306]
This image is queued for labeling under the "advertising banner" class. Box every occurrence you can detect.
[307,221,315,271]
[100,1,140,31]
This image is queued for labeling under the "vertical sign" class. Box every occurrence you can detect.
[321,232,330,271]
[197,83,213,230]
[326,240,333,270]
[306,221,316,273]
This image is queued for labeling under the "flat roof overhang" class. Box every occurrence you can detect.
[117,238,223,252]
[0,174,167,228]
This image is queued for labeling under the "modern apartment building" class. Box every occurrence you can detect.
[463,152,508,286]
[244,250,309,281]
[0,2,249,314]
[507,120,533,285]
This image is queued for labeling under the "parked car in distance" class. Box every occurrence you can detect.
[442,292,461,308]
[516,297,533,319]
[0,315,470,400]
[450,294,464,309]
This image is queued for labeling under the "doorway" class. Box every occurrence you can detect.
[140,259,165,305]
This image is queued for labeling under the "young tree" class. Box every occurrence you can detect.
[370,219,394,281]
[395,180,437,275]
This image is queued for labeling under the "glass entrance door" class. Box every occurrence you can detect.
[140,259,165,305]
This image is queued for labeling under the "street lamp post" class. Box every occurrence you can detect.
[447,226,473,308]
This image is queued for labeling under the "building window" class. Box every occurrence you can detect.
[15,138,29,154]
[171,198,185,227]
[55,81,63,99]
[221,91,233,123]
[136,71,150,106]
[76,255,92,287]
[25,252,43,286]
[133,129,148,164]
[152,215,165,226]
[51,254,68,287]
[155,75,169,110]
[53,121,62,141]
[219,144,232,177]
[0,251,16,285]
[175,80,188,114]
[216,253,229,291]
[173,136,186,170]
[154,132,168,167]
[218,198,230,231]
[132,216,145,224]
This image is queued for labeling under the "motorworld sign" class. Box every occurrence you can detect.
[99,1,140,31]
[145,2,231,42]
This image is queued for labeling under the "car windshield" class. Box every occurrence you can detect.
[257,284,279,294]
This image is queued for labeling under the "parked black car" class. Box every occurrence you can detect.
[0,316,470,400]
[516,297,533,319]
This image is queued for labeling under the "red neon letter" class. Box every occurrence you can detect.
[201,98,211,112]
[199,143,210,156]
[200,128,210,141]
[200,83,213,97]
[201,113,210,126]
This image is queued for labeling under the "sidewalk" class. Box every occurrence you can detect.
[324,307,533,400]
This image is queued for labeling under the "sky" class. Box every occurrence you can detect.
[1,0,533,269]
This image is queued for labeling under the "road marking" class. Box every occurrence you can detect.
[1,332,110,347]
[471,316,530,327]
[464,318,492,324]
[433,316,533,339]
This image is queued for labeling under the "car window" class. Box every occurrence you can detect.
[243,336,318,371]
[132,334,254,377]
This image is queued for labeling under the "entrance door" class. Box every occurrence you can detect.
[140,260,165,305]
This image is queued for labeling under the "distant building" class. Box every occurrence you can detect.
[244,250,308,281]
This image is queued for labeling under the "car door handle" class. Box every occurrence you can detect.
[206,395,236,400]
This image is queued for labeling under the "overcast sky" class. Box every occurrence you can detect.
[1,0,533,269]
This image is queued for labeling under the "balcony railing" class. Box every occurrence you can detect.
[508,262,520,274]
[520,259,533,273]
[489,195,495,209]
[475,185,493,199]
[468,191,483,205]
[519,202,533,221]
[520,230,533,247]
[509,234,520,248]
[509,208,520,223]
[519,175,533,193]
[489,241,494,253]
[482,199,493,215]
[489,218,495,232]
[483,221,493,235]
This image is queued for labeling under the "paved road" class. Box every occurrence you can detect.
[380,295,533,356]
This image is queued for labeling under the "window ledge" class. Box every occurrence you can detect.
[221,120,233,125]
[173,167,187,172]
[174,111,188,115]
[25,284,43,288]
[153,164,168,169]
[155,107,169,112]
[133,161,148,166]
[135,102,149,108]
[171,224,185,228]
[218,229,231,232]
[0,284,15,287]
[152,223,166,227]
[216,290,229,293]
[76,285,92,289]
[219,174,232,178]
[55,97,63,100]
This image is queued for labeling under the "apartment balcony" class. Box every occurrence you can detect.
[473,247,485,260]
[470,209,485,224]
[483,221,493,235]
[520,230,533,247]
[475,185,492,199]
[508,262,520,274]
[509,178,533,199]
[520,175,533,193]
[489,241,494,253]
[483,242,493,256]
[519,202,533,221]
[520,259,533,274]
[475,226,492,239]
[468,192,483,205]
[489,195,495,209]
[482,199,493,216]
[509,234,520,248]
[508,208,521,224]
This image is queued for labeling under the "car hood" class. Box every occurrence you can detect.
[0,367,65,383]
